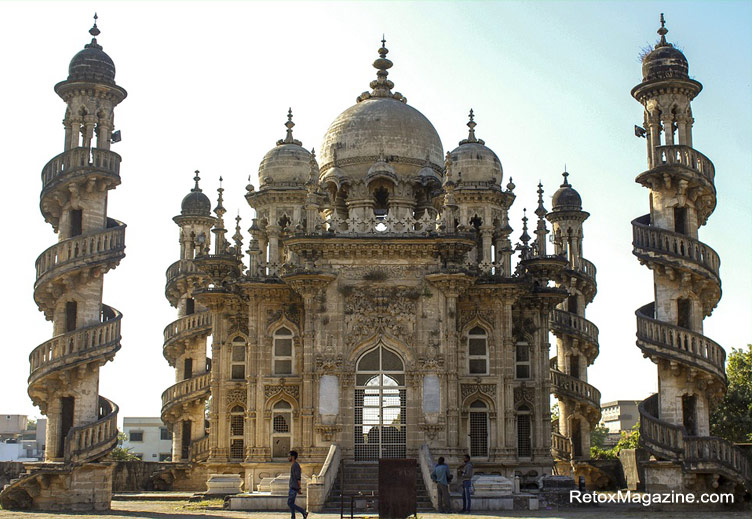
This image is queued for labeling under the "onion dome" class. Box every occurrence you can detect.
[67,14,117,85]
[181,171,212,216]
[319,38,443,178]
[641,14,689,82]
[447,110,503,185]
[258,109,313,188]
[551,171,582,211]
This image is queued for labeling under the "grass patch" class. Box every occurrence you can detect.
[180,498,225,510]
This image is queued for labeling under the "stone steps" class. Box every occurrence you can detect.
[321,462,434,513]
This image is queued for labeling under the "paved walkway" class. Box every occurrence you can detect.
[0,499,750,519]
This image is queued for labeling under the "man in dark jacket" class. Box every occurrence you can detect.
[431,456,452,513]
[287,450,308,519]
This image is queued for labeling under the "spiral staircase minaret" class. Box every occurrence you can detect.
[1,15,125,511]
[632,15,750,495]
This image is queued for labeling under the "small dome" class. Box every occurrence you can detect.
[319,39,443,178]
[551,172,582,211]
[641,15,689,82]
[258,110,313,188]
[68,18,116,85]
[180,171,212,216]
[448,110,502,185]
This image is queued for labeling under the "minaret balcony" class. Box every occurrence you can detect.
[649,144,715,184]
[28,305,122,397]
[550,309,599,362]
[34,222,126,316]
[550,368,601,421]
[632,215,721,287]
[162,311,212,365]
[161,373,211,421]
[551,431,572,460]
[165,259,206,306]
[64,396,119,464]
[560,257,597,303]
[635,303,726,385]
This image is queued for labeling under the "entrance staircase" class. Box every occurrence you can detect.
[321,461,434,513]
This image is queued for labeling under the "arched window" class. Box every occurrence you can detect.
[515,342,530,379]
[468,327,488,375]
[273,327,294,375]
[468,400,489,457]
[517,404,532,458]
[229,405,244,460]
[230,336,246,380]
[272,400,292,459]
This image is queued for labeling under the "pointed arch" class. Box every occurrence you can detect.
[347,333,415,366]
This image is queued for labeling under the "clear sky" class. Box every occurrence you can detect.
[0,1,750,425]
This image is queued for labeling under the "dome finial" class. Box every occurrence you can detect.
[369,35,394,98]
[656,13,670,47]
[277,108,302,146]
[192,170,202,192]
[561,167,570,187]
[467,109,477,143]
[89,12,100,38]
[535,181,547,217]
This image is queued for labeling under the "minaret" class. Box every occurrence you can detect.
[162,171,215,462]
[632,16,749,494]
[3,15,125,510]
[546,171,601,466]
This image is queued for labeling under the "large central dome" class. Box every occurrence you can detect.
[319,40,443,177]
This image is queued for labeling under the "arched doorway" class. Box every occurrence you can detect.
[354,344,406,460]
[468,400,489,458]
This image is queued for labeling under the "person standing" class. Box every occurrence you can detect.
[287,450,308,519]
[459,454,474,513]
[431,456,452,513]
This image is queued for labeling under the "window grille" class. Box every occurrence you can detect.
[517,410,531,457]
[273,414,289,433]
[468,326,488,375]
[229,406,245,460]
[469,408,489,457]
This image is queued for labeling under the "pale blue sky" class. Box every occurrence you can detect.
[0,1,749,422]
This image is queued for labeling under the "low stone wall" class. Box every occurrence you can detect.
[0,462,25,488]
[112,461,207,492]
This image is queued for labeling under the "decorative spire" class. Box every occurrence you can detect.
[307,148,319,188]
[656,13,671,48]
[560,169,571,187]
[213,177,228,254]
[535,182,548,256]
[459,109,486,145]
[520,209,530,245]
[192,170,202,192]
[277,108,302,146]
[506,176,515,192]
[86,12,103,50]
[233,212,244,256]
[357,36,403,102]
[535,181,547,217]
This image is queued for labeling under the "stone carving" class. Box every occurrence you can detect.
[264,384,300,401]
[344,287,417,347]
[461,383,496,401]
[513,386,536,407]
[225,389,247,408]
[419,423,444,440]
[458,307,495,331]
[266,307,300,329]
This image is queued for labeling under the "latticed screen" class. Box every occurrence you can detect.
[469,412,488,457]
[273,414,289,433]
[517,414,531,457]
[354,381,406,460]
[230,439,244,460]
[230,414,244,436]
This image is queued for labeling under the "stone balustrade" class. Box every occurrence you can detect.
[64,396,118,463]
[324,211,438,235]
[163,311,212,348]
[29,306,121,384]
[550,369,601,410]
[638,394,685,458]
[685,436,751,482]
[190,435,210,462]
[571,257,596,282]
[161,372,211,413]
[551,432,571,459]
[651,145,715,184]
[635,303,726,382]
[165,259,201,288]
[35,224,126,284]
[632,215,720,282]
[41,147,121,193]
[550,309,599,346]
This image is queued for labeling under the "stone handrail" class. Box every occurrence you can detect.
[41,147,121,193]
[307,444,341,512]
[551,431,571,460]
[35,223,126,284]
[29,305,122,385]
[638,394,685,459]
[651,145,715,184]
[550,369,601,410]
[165,259,201,288]
[684,436,751,483]
[161,372,211,413]
[190,435,210,462]
[551,309,599,345]
[64,396,118,464]
[419,444,439,510]
[163,311,212,347]
[635,303,726,383]
[632,215,720,282]
[570,257,596,282]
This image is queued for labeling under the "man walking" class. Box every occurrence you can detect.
[287,450,308,519]
[459,454,474,513]
[431,456,452,513]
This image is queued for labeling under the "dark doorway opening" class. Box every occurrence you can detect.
[70,209,83,237]
[571,419,582,458]
[65,301,77,332]
[682,395,697,436]
[184,358,193,380]
[60,396,75,457]
[677,298,691,329]
[181,420,191,460]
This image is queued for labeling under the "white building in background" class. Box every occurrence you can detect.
[0,416,46,461]
[122,417,173,461]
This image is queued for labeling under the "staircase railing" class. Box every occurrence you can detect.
[64,396,118,464]
[418,444,439,511]
[307,444,341,512]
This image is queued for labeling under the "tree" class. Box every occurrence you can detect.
[590,425,610,450]
[711,345,752,443]
[110,431,140,461]
[590,422,639,460]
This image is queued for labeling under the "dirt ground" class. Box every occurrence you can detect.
[0,498,750,519]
